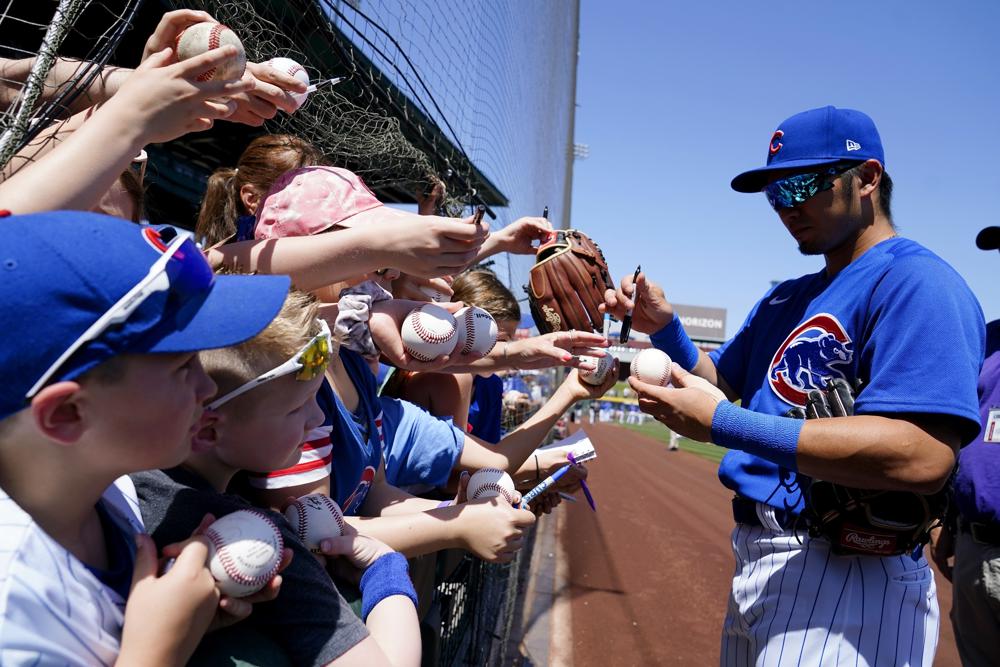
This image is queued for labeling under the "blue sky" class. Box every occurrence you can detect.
[571,1,1000,337]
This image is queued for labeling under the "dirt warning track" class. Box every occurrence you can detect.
[561,422,959,666]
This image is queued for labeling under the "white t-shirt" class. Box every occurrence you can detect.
[0,477,144,666]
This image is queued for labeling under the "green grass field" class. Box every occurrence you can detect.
[613,420,728,464]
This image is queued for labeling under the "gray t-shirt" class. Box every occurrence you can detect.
[131,467,368,666]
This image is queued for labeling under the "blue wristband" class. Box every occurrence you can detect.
[650,318,701,371]
[359,552,418,621]
[710,401,803,471]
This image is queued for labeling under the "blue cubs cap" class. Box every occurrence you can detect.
[731,106,885,193]
[0,211,291,420]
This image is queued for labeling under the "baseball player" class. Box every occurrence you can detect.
[929,225,1000,666]
[604,106,984,666]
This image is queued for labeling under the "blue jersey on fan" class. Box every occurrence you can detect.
[707,237,984,514]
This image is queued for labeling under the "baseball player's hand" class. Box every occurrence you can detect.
[458,497,536,563]
[503,331,610,371]
[157,513,293,632]
[370,298,481,370]
[140,9,215,62]
[119,532,219,665]
[114,46,253,143]
[601,272,674,335]
[928,525,954,582]
[390,273,454,302]
[377,211,490,277]
[629,365,726,442]
[224,61,310,126]
[492,216,553,255]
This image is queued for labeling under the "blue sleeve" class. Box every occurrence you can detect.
[709,292,772,397]
[854,256,985,440]
[378,397,464,488]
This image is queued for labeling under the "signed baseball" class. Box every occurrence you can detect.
[630,348,673,387]
[263,56,310,109]
[579,353,614,386]
[175,21,247,82]
[284,493,345,552]
[401,303,458,361]
[204,510,283,597]
[453,306,499,356]
[467,467,517,504]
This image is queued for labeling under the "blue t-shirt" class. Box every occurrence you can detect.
[321,349,385,515]
[379,397,465,489]
[953,320,1000,523]
[468,374,503,444]
[704,237,984,514]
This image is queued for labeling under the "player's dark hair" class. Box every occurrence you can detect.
[841,163,894,225]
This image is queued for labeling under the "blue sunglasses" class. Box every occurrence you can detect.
[763,163,860,211]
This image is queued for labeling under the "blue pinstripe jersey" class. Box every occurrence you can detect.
[709,237,984,513]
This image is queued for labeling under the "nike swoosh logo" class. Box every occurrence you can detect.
[768,295,790,305]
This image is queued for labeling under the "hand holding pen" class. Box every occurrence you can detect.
[620,265,641,343]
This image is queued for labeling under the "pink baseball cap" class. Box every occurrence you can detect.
[254,166,384,239]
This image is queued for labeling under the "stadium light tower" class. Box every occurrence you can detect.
[573,143,590,160]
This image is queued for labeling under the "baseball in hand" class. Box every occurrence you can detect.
[579,353,614,385]
[284,493,345,553]
[453,306,499,356]
[401,303,458,361]
[467,467,517,505]
[263,56,310,109]
[630,348,673,387]
[204,510,283,597]
[418,285,448,303]
[175,22,247,82]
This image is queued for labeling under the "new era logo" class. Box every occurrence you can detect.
[846,139,861,151]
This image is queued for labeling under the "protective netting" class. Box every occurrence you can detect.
[0,0,142,171]
[167,0,580,289]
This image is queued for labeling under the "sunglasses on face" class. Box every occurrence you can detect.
[206,318,332,410]
[763,163,859,211]
[26,227,214,398]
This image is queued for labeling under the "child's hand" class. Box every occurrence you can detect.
[370,298,482,370]
[493,216,552,255]
[318,531,396,586]
[377,211,489,277]
[390,274,454,302]
[118,532,219,666]
[111,45,253,145]
[225,61,310,126]
[562,361,619,401]
[158,513,293,633]
[457,497,536,563]
[141,9,215,62]
[503,331,610,371]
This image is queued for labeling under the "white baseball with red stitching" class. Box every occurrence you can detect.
[467,467,516,504]
[419,285,448,303]
[263,56,311,109]
[452,306,499,356]
[175,22,247,82]
[205,510,284,597]
[401,303,458,361]
[283,493,345,552]
[630,348,673,387]
[579,353,613,385]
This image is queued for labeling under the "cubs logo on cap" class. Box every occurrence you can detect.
[768,313,854,406]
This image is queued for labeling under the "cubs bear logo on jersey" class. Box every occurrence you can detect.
[768,313,853,405]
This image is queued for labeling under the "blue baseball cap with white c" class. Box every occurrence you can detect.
[731,106,885,193]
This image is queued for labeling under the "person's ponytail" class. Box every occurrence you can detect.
[196,167,240,247]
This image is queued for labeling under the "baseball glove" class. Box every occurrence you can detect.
[789,378,948,557]
[525,229,613,334]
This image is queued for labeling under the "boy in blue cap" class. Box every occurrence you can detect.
[0,212,291,665]
[604,106,984,666]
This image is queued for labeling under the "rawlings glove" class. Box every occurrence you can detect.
[525,229,613,334]
[793,378,948,558]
